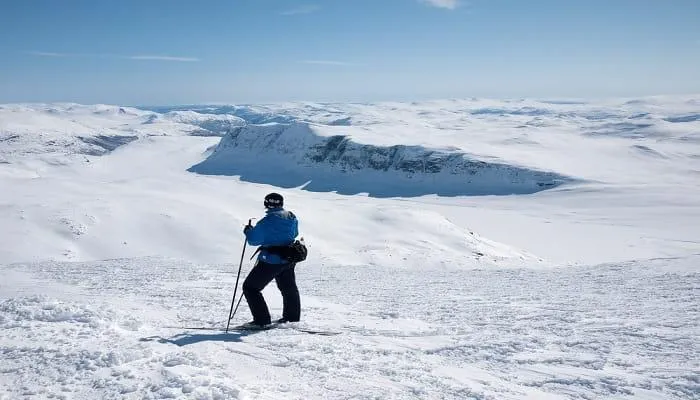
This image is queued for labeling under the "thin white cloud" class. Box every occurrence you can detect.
[300,60,360,66]
[419,0,460,9]
[26,51,199,62]
[26,51,69,57]
[281,5,319,15]
[126,55,199,62]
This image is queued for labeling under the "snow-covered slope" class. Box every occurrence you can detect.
[0,103,245,165]
[1,96,699,400]
[0,102,544,267]
[2,254,697,399]
[0,104,149,162]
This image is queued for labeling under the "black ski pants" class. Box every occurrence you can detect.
[242,260,300,325]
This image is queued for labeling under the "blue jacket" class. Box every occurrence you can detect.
[245,207,299,264]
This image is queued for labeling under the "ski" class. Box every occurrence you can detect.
[165,324,340,336]
[288,328,340,336]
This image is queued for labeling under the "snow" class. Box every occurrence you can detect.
[1,96,699,399]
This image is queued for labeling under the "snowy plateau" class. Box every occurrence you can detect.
[0,96,698,400]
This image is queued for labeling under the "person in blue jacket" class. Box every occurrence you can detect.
[241,192,301,328]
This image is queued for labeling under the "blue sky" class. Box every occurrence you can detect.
[1,0,699,105]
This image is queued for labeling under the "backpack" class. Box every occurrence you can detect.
[286,239,308,263]
[266,238,308,263]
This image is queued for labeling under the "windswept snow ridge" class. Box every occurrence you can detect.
[189,122,573,197]
[148,111,246,136]
[142,104,298,125]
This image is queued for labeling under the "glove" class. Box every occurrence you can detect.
[243,225,252,234]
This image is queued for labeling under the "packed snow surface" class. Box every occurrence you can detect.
[1,96,699,399]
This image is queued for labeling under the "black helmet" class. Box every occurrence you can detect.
[264,192,284,209]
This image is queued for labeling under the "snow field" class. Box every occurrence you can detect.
[1,96,699,399]
[1,255,697,399]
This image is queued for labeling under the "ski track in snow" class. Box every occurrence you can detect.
[1,256,698,400]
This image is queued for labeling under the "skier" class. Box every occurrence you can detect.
[241,192,302,328]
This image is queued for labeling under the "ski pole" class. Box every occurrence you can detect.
[226,218,252,332]
[231,290,245,323]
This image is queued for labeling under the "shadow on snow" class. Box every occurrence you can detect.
[140,330,262,346]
